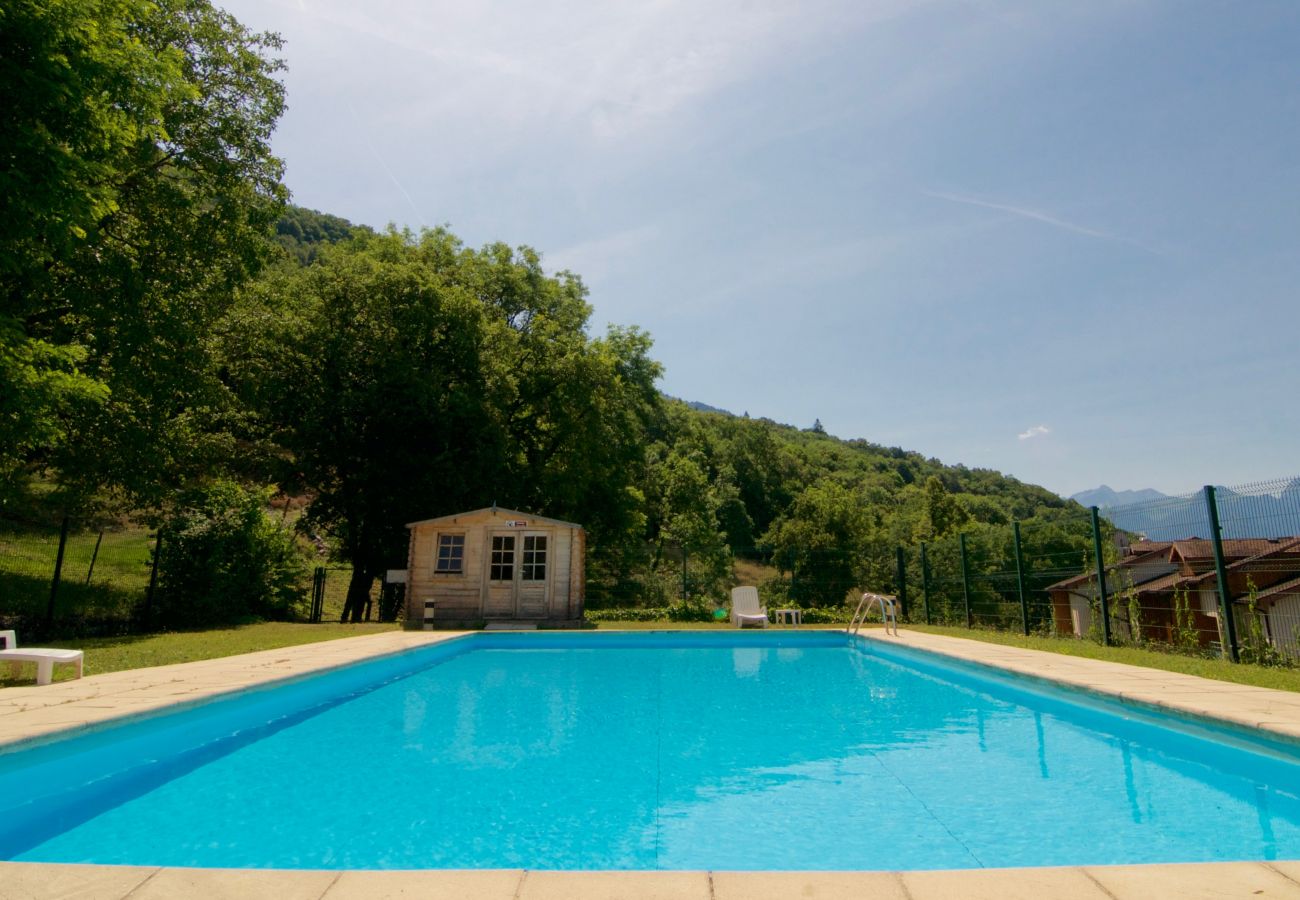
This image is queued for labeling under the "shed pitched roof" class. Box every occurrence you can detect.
[405,507,583,529]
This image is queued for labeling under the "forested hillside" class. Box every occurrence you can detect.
[621,401,1089,608]
[0,0,1093,628]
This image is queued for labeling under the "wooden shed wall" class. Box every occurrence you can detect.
[405,509,584,624]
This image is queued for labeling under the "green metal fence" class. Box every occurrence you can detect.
[893,478,1300,666]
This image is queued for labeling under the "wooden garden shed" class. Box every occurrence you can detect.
[405,507,585,627]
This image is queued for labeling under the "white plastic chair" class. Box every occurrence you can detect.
[730,586,768,628]
[0,630,84,685]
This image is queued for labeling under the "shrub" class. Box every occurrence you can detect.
[584,607,677,622]
[583,603,853,624]
[154,481,308,627]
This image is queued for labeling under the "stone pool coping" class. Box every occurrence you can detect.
[2,627,1300,898]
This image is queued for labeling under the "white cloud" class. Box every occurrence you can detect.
[1018,425,1051,441]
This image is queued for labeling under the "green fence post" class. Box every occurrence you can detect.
[45,516,70,627]
[895,546,909,621]
[919,542,932,625]
[1089,507,1111,646]
[1013,521,1030,636]
[1204,485,1240,662]
[959,533,973,629]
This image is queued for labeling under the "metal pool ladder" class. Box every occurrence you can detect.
[848,592,898,636]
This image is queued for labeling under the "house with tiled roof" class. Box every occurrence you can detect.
[1179,537,1300,656]
[1047,537,1300,656]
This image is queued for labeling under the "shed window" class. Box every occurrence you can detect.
[490,535,515,581]
[435,534,465,574]
[522,535,548,581]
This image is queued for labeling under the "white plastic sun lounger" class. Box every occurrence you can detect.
[730,585,768,628]
[0,630,84,685]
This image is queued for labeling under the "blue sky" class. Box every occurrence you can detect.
[220,0,1300,498]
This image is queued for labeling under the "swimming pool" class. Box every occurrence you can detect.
[2,631,1299,870]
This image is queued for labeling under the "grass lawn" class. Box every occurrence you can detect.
[908,623,1300,693]
[0,621,398,686]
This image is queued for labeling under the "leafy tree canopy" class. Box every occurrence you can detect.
[217,228,662,620]
[1,0,287,507]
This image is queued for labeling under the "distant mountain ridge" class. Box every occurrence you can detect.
[684,399,734,416]
[1071,482,1300,541]
[1069,485,1169,509]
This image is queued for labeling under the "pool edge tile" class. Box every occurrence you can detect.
[518,870,711,900]
[1084,860,1300,898]
[713,869,908,899]
[902,866,1110,900]
[322,869,524,899]
[0,860,160,899]
[125,866,340,900]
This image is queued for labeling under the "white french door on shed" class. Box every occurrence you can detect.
[483,531,551,618]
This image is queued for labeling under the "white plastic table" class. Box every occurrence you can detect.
[773,608,802,626]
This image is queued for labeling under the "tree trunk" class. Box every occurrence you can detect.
[341,567,373,623]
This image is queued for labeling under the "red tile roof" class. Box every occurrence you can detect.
[1254,575,1300,605]
[1046,538,1300,594]
[1183,537,1300,587]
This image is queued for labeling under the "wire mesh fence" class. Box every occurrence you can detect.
[0,518,159,640]
[306,565,388,623]
[0,517,372,636]
[898,478,1300,666]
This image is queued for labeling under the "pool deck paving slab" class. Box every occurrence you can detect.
[5,627,1300,897]
[712,870,910,899]
[518,870,713,900]
[322,869,524,900]
[124,865,339,900]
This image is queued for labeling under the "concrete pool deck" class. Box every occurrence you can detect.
[2,627,1300,898]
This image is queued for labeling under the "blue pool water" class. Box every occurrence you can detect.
[2,631,1300,870]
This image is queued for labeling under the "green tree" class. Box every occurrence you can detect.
[918,475,969,541]
[762,479,875,606]
[220,229,661,621]
[1,0,287,504]
[645,448,732,599]
[262,231,496,621]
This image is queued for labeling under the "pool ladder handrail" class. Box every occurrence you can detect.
[848,592,898,636]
